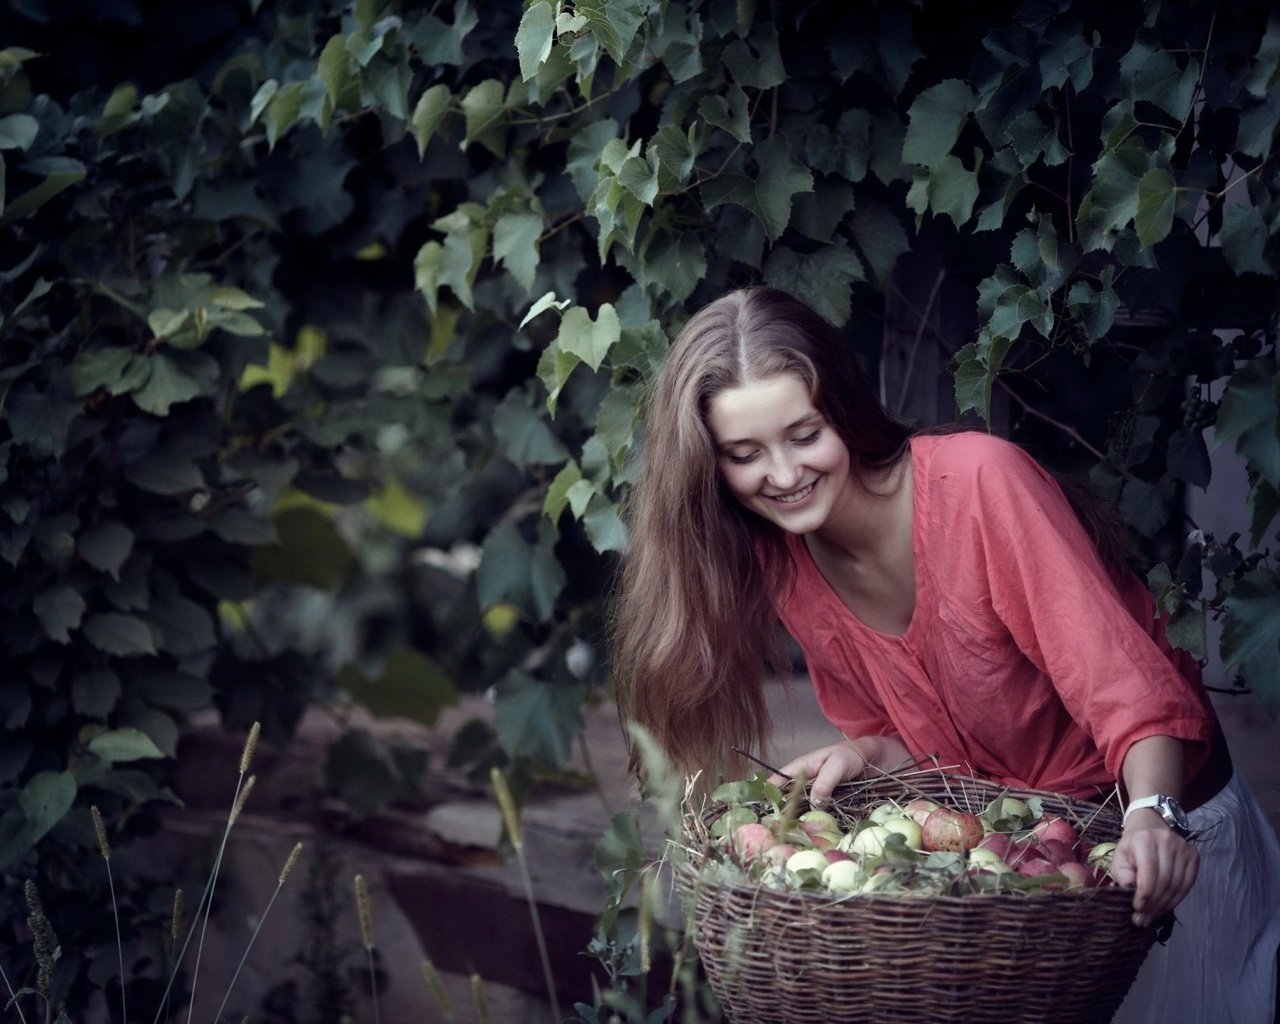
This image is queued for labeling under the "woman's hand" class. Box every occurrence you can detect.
[767,735,910,806]
[1109,810,1199,927]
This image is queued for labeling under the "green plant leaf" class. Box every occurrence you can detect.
[556,303,620,372]
[1219,203,1271,276]
[131,670,214,712]
[0,157,85,225]
[1131,50,1199,121]
[0,112,38,151]
[32,584,86,644]
[411,83,452,157]
[340,646,459,727]
[1249,480,1280,547]
[583,497,626,553]
[72,670,122,718]
[574,0,644,65]
[905,153,980,227]
[723,25,787,89]
[1222,568,1280,714]
[149,596,218,656]
[492,386,569,468]
[1134,168,1175,247]
[1076,141,1151,251]
[700,136,813,243]
[83,612,157,656]
[19,771,76,844]
[762,242,864,327]
[88,727,167,763]
[902,79,975,169]
[492,209,542,292]
[476,518,566,622]
[494,670,582,768]
[544,462,583,523]
[253,506,354,588]
[131,352,205,415]
[1216,359,1280,489]
[698,85,750,144]
[461,78,508,155]
[78,520,135,579]
[516,1,556,82]
[124,452,204,495]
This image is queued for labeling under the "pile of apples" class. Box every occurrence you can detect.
[710,784,1119,897]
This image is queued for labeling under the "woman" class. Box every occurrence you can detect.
[613,286,1280,1023]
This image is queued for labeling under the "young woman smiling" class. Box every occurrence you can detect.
[612,286,1280,1023]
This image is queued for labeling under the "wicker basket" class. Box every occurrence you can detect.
[675,772,1156,1024]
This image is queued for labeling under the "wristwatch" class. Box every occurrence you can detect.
[1123,794,1192,837]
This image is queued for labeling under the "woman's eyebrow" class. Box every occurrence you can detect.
[717,411,822,447]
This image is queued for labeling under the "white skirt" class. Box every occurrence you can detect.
[1112,769,1280,1024]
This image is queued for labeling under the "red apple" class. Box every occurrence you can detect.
[732,823,776,862]
[1017,857,1062,879]
[798,809,841,837]
[824,849,853,864]
[1032,816,1079,847]
[976,833,1015,860]
[904,798,941,826]
[1058,861,1095,888]
[922,807,985,852]
[762,842,796,867]
[1040,838,1081,866]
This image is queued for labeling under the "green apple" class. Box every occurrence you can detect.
[869,801,908,825]
[967,847,1012,873]
[847,824,894,857]
[798,809,841,836]
[821,859,864,893]
[785,848,830,876]
[880,815,924,851]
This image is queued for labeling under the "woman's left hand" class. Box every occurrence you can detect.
[1108,810,1199,927]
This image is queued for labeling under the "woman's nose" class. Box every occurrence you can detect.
[765,453,802,490]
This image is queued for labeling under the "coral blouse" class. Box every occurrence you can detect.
[774,432,1217,800]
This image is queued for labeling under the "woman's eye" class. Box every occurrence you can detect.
[794,429,821,445]
[726,451,757,465]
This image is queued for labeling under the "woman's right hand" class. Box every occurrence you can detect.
[768,742,871,807]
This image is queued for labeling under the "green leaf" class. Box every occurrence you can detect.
[131,670,214,712]
[494,670,582,768]
[83,612,157,656]
[537,342,579,415]
[1134,168,1176,247]
[700,136,813,243]
[70,347,137,397]
[1216,359,1280,489]
[131,352,205,415]
[78,521,135,579]
[583,497,627,553]
[952,336,1012,421]
[544,462,583,523]
[516,1,556,81]
[1249,480,1280,547]
[0,158,85,225]
[32,584,86,644]
[460,79,507,156]
[1219,204,1271,276]
[906,154,980,227]
[264,80,305,150]
[316,34,353,108]
[0,112,38,151]
[340,646,459,727]
[253,506,354,589]
[475,519,566,622]
[88,727,167,763]
[149,596,217,656]
[699,85,750,144]
[722,26,787,89]
[792,179,856,243]
[1076,141,1151,252]
[1222,568,1280,714]
[652,122,697,187]
[762,242,864,327]
[1165,603,1206,661]
[902,79,975,169]
[617,152,659,205]
[72,670,122,718]
[410,83,452,157]
[493,210,542,292]
[1131,50,1199,121]
[124,452,204,495]
[20,772,76,844]
[492,387,569,468]
[852,200,910,285]
[520,290,571,329]
[634,230,706,304]
[574,0,645,65]
[6,385,80,457]
[556,304,620,372]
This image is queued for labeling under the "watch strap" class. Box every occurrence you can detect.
[1122,795,1162,825]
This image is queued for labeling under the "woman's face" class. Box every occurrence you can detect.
[705,373,852,535]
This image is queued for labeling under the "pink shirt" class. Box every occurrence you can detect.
[774,432,1214,798]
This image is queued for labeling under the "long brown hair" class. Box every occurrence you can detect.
[611,287,911,781]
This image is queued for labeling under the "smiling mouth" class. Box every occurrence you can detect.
[770,482,815,505]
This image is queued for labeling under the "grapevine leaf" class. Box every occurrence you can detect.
[1215,359,1280,488]
[515,1,556,82]
[556,304,620,372]
[493,210,542,292]
[902,79,976,169]
[1134,168,1176,247]
[1221,569,1280,714]
[494,670,582,768]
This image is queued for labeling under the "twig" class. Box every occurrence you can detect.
[895,269,946,417]
[0,961,29,1024]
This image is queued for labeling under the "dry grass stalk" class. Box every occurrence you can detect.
[420,959,453,1020]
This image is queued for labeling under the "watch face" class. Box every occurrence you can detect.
[1160,798,1191,831]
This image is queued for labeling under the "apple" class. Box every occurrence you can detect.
[847,825,894,857]
[761,842,797,867]
[880,815,925,851]
[785,848,831,876]
[1016,857,1062,879]
[869,802,907,825]
[967,847,1012,873]
[732,823,776,862]
[904,798,940,826]
[1086,841,1117,870]
[858,869,898,894]
[1032,816,1079,847]
[976,833,1015,860]
[821,859,864,893]
[824,849,853,863]
[922,807,985,852]
[798,809,841,837]
[1058,861,1095,888]
[1005,841,1050,869]
[1040,838,1080,866]
[809,830,845,852]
